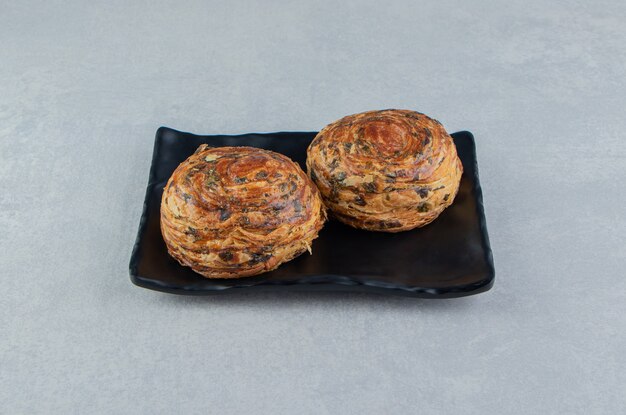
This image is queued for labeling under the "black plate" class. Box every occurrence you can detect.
[129,127,494,298]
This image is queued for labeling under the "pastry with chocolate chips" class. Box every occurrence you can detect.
[161,145,326,278]
[307,109,462,232]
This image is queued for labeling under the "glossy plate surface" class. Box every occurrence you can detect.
[129,127,494,298]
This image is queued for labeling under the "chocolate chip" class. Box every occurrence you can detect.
[249,253,271,265]
[363,182,377,193]
[219,251,233,261]
[417,203,430,212]
[354,195,367,206]
[415,188,429,198]
[379,220,401,229]
[328,159,339,170]
[219,209,231,221]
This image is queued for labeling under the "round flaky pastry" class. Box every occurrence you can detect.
[161,145,326,278]
[306,109,462,232]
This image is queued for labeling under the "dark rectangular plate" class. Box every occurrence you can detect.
[129,127,494,298]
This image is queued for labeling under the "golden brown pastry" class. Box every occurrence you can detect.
[306,109,462,232]
[161,145,326,278]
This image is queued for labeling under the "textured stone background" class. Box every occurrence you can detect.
[1,1,625,413]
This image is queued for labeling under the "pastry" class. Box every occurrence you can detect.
[161,145,326,278]
[306,109,462,232]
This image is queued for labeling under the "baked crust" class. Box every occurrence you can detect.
[306,109,462,232]
[161,145,326,278]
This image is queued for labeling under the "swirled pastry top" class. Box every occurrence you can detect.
[161,145,326,278]
[306,109,463,232]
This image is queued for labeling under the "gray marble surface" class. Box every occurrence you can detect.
[2,1,625,414]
